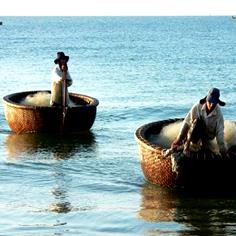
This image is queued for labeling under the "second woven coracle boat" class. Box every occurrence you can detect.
[135,118,236,190]
[3,90,99,134]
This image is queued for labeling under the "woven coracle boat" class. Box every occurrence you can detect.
[135,118,236,190]
[3,90,99,133]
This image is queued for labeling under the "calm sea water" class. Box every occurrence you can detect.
[1,16,236,235]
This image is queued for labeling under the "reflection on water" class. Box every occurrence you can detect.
[50,174,72,214]
[50,201,72,213]
[4,132,97,215]
[139,183,177,222]
[5,131,96,159]
[139,183,236,235]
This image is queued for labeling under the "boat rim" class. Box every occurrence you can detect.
[3,90,99,110]
[135,118,183,152]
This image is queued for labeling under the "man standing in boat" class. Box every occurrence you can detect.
[171,88,228,157]
[50,52,73,106]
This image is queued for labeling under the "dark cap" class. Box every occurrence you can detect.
[206,88,225,106]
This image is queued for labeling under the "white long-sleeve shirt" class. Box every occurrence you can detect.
[178,102,227,153]
[50,64,73,105]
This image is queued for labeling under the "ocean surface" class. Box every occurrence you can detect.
[0,16,236,235]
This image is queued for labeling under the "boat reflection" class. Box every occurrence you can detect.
[139,183,236,235]
[4,131,97,214]
[138,183,178,222]
[5,131,96,159]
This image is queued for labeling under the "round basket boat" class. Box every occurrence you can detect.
[3,90,99,134]
[135,118,236,190]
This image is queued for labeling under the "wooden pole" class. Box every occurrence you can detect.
[61,71,68,132]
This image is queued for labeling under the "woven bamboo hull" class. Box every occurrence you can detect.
[135,119,236,190]
[3,91,99,133]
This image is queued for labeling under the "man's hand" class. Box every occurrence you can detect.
[61,63,68,72]
[171,138,181,150]
[183,148,190,157]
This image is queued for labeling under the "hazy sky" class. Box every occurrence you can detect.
[0,0,235,16]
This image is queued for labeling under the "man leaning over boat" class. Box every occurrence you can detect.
[171,88,229,158]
